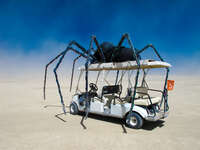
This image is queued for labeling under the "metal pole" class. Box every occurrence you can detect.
[160,68,169,111]
[125,34,141,114]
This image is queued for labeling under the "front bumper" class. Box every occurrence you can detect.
[145,110,169,121]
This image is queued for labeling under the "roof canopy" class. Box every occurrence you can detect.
[79,59,171,71]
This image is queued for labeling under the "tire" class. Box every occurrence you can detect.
[70,102,79,115]
[125,112,144,129]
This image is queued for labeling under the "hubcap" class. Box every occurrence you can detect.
[129,116,137,127]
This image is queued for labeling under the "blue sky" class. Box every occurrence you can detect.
[0,0,200,74]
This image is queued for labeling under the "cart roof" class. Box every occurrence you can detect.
[79,59,171,71]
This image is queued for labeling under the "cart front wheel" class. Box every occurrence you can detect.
[126,112,143,129]
[70,102,79,115]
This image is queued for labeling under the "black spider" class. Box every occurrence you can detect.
[43,33,163,114]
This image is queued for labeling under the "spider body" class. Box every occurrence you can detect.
[91,42,140,63]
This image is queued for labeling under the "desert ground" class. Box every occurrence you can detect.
[0,73,200,150]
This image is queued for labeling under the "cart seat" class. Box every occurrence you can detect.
[101,85,122,99]
[126,86,161,106]
[102,85,122,95]
[101,85,122,107]
[134,97,161,106]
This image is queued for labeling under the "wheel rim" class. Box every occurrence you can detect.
[129,116,137,127]
[70,105,75,113]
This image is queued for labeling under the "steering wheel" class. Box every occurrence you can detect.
[89,83,98,92]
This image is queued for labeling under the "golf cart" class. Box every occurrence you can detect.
[69,59,171,129]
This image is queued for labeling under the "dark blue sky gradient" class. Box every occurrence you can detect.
[0,0,200,71]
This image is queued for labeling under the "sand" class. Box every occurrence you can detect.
[0,75,200,150]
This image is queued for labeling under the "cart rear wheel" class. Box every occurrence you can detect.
[126,112,143,129]
[70,102,79,115]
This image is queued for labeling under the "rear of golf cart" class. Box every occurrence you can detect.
[70,60,173,129]
[124,63,172,129]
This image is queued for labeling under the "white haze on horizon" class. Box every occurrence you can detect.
[0,40,200,81]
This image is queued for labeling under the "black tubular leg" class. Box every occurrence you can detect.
[115,70,120,85]
[44,41,89,100]
[129,69,140,113]
[53,41,91,113]
[44,40,91,115]
[121,120,127,134]
[84,61,89,119]
[92,35,105,62]
[113,70,119,105]
[80,61,89,129]
[134,42,169,112]
[80,115,87,129]
[137,44,164,62]
[80,36,94,129]
[53,50,68,114]
[160,68,169,111]
[44,51,65,100]
[117,34,127,47]
[114,70,127,133]
[44,40,91,99]
[69,41,94,59]
[95,71,101,84]
[85,36,93,119]
[117,33,141,114]
[125,34,140,66]
[141,69,149,88]
[68,47,88,59]
[117,33,140,65]
[70,55,81,92]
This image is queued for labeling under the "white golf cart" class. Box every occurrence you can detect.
[69,59,171,129]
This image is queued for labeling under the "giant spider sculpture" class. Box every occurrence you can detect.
[43,33,163,122]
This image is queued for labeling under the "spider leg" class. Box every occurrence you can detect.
[84,37,92,119]
[70,41,96,60]
[117,33,140,66]
[53,50,68,114]
[68,40,101,92]
[117,33,127,47]
[43,48,86,100]
[53,45,87,114]
[70,55,81,92]
[44,40,94,115]
[92,35,106,62]
[44,40,90,99]
[136,44,164,61]
[44,51,65,100]
[80,35,96,129]
[117,33,141,115]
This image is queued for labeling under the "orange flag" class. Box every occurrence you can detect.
[167,80,175,91]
